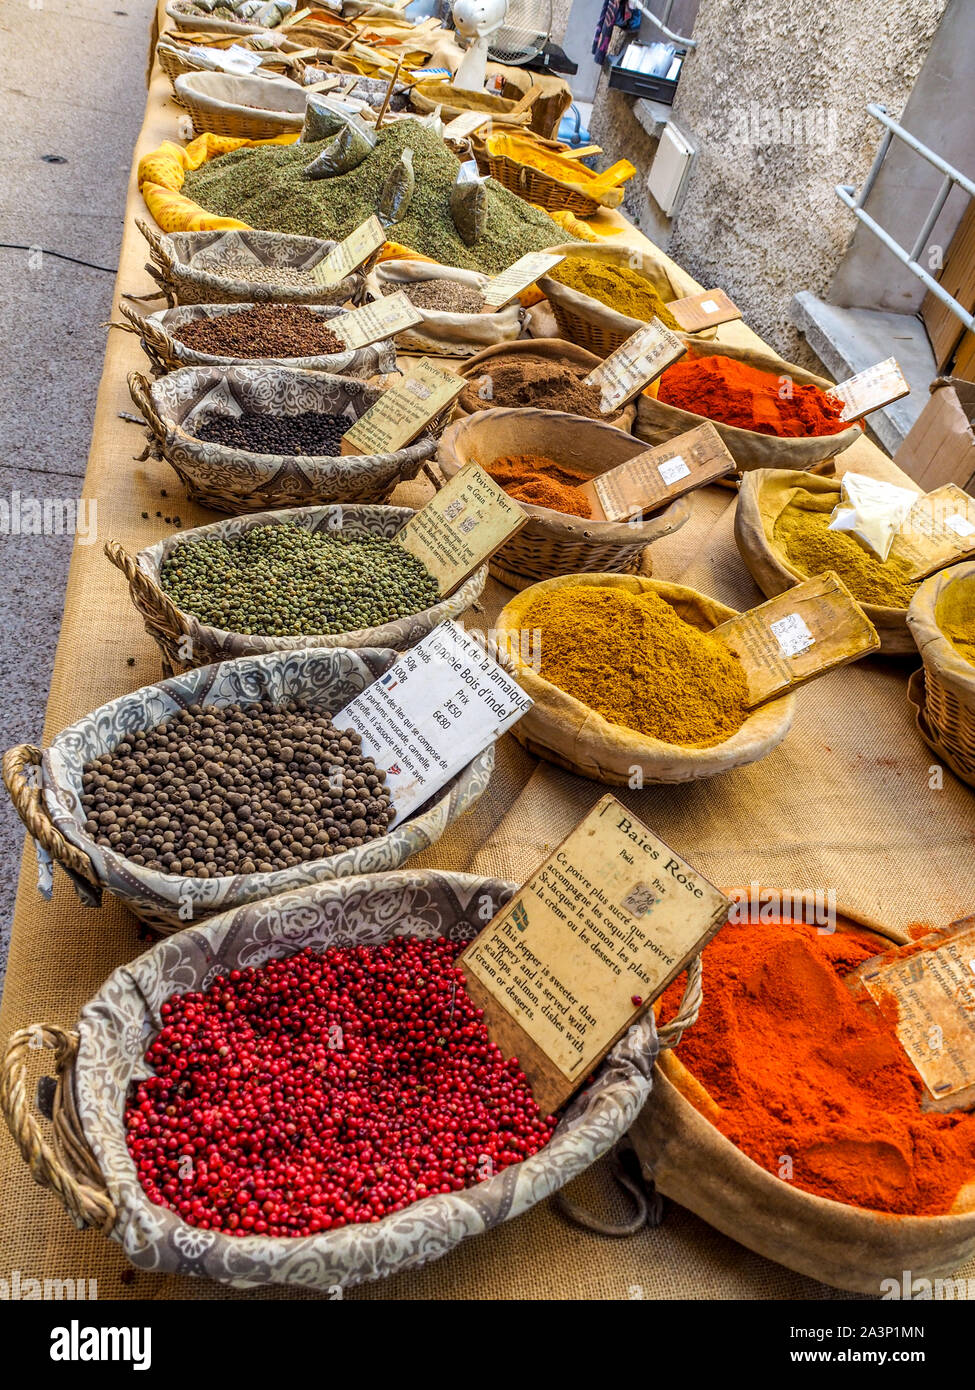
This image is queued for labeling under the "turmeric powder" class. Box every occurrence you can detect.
[548,256,682,329]
[773,490,919,607]
[936,579,975,666]
[523,583,750,747]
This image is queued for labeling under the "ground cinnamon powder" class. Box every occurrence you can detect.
[457,356,626,421]
[657,353,850,437]
[485,454,593,516]
[659,917,975,1215]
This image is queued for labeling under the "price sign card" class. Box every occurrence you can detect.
[341,357,466,456]
[335,620,532,828]
[826,356,910,421]
[666,288,741,333]
[311,214,386,288]
[481,252,566,310]
[583,318,686,413]
[443,110,491,140]
[395,462,527,596]
[710,571,880,707]
[460,795,730,1113]
[892,484,975,581]
[581,422,737,521]
[855,916,975,1113]
[330,291,422,350]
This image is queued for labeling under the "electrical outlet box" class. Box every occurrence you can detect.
[647,120,696,217]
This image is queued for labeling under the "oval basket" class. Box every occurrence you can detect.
[496,574,795,783]
[105,503,488,675]
[484,140,604,218]
[362,259,524,358]
[537,242,713,358]
[634,339,862,471]
[907,561,975,788]
[135,221,365,308]
[0,656,494,933]
[408,79,536,127]
[736,469,916,655]
[436,407,688,589]
[630,899,975,1294]
[156,37,302,86]
[164,0,273,36]
[116,300,392,377]
[173,70,307,140]
[128,365,439,512]
[454,338,637,429]
[0,868,701,1290]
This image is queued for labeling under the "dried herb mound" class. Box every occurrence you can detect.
[183,120,572,274]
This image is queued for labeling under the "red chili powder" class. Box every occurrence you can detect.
[656,353,850,437]
[658,917,975,1215]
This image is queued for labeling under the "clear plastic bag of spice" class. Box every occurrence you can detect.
[303,114,377,179]
[300,95,361,145]
[379,146,415,226]
[450,157,489,247]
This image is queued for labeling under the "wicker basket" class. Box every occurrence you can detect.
[736,469,917,655]
[115,300,393,377]
[105,503,489,675]
[1,657,495,933]
[907,561,975,788]
[156,37,301,85]
[436,407,688,589]
[485,145,602,218]
[455,339,637,429]
[128,365,440,512]
[135,220,365,308]
[164,0,273,36]
[173,70,307,139]
[538,242,713,358]
[408,78,537,127]
[0,870,682,1288]
[496,575,796,783]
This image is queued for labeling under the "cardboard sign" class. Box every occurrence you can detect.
[329,291,422,350]
[395,463,527,596]
[334,620,531,828]
[443,110,491,140]
[856,917,975,1112]
[481,252,566,311]
[310,214,386,288]
[826,356,910,421]
[581,422,737,521]
[460,795,730,1113]
[582,318,687,413]
[666,288,741,333]
[710,572,881,707]
[892,484,975,581]
[340,357,466,456]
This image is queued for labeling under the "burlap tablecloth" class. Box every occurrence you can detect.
[2,7,973,1300]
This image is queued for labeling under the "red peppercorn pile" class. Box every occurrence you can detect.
[126,940,557,1235]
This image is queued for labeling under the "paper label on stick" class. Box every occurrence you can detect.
[310,214,385,287]
[826,356,910,421]
[395,462,527,596]
[666,288,741,333]
[583,422,736,522]
[340,357,466,456]
[443,109,490,140]
[334,620,531,828]
[481,252,566,310]
[460,795,730,1114]
[890,484,975,580]
[710,572,880,707]
[858,919,975,1110]
[582,318,686,413]
[329,291,422,349]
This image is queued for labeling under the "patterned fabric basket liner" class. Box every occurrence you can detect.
[119,300,393,377]
[165,0,276,36]
[906,561,975,788]
[135,365,438,509]
[39,651,494,930]
[74,869,657,1289]
[138,224,366,307]
[119,502,489,666]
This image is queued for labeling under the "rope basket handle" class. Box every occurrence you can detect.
[135,217,167,262]
[656,951,702,1050]
[104,539,187,638]
[128,372,167,442]
[1,746,99,887]
[553,1139,662,1237]
[0,1025,116,1232]
[117,300,173,356]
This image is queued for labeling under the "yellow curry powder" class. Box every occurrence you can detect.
[936,580,975,666]
[773,494,919,607]
[523,584,750,747]
[549,257,682,329]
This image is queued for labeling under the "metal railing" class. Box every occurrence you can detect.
[836,104,975,334]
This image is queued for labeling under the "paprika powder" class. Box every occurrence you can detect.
[485,454,593,517]
[657,353,850,438]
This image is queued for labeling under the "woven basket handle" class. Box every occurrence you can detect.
[104,539,186,637]
[128,372,167,442]
[0,1025,116,1232]
[135,217,166,261]
[1,745,99,888]
[117,300,172,358]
